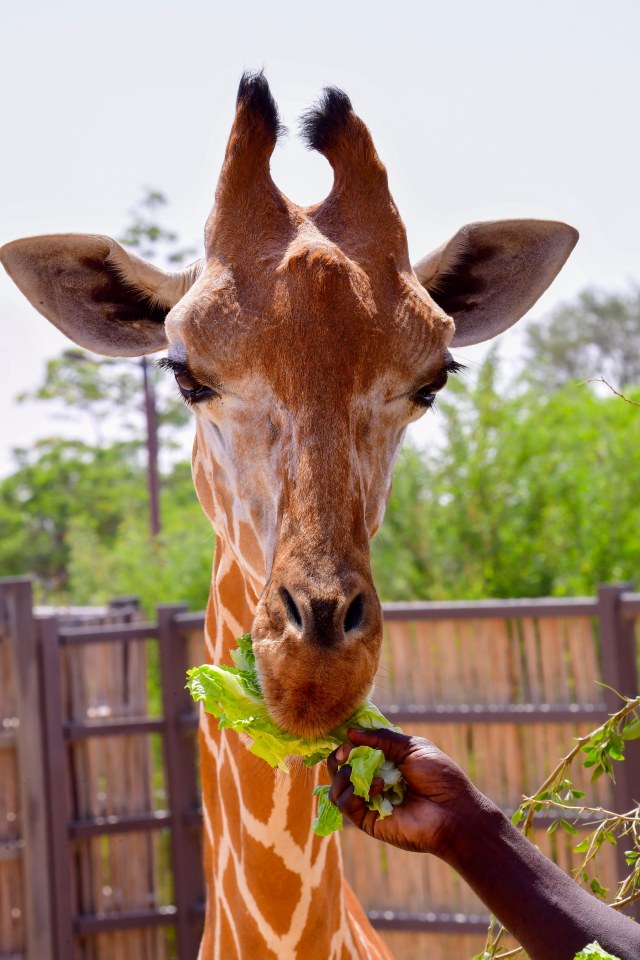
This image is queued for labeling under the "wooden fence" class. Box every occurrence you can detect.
[1,577,639,960]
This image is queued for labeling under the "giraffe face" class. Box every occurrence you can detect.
[159,78,455,735]
[166,231,454,735]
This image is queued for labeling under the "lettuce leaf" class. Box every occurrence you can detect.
[346,746,385,801]
[574,945,621,960]
[186,635,406,834]
[312,785,344,836]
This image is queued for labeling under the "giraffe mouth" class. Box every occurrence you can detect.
[252,632,381,738]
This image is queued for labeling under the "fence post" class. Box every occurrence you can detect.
[157,604,203,960]
[38,615,76,960]
[3,579,55,960]
[597,583,640,920]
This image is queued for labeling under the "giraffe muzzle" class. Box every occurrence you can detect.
[251,565,383,736]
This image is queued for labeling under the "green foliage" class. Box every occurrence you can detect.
[0,437,147,590]
[372,350,640,601]
[118,189,198,266]
[574,945,621,960]
[524,286,640,390]
[18,349,190,448]
[64,465,214,615]
[484,696,640,959]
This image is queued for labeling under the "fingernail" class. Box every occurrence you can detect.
[336,745,349,763]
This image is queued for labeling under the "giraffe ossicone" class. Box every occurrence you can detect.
[1,71,577,960]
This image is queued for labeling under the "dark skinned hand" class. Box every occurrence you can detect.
[327,728,488,858]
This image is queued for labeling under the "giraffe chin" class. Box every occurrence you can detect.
[252,635,382,738]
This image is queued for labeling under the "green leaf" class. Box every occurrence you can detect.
[559,818,578,836]
[312,786,343,837]
[589,878,609,898]
[573,942,621,959]
[574,839,590,853]
[344,746,385,801]
[186,664,337,771]
[622,717,640,740]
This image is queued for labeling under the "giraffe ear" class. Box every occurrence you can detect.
[413,220,578,347]
[0,234,202,357]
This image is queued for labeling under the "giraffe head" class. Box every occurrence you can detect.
[0,73,577,736]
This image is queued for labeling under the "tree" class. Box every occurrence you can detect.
[18,349,191,447]
[65,461,214,614]
[0,438,146,589]
[372,350,640,601]
[15,189,200,537]
[0,189,211,600]
[523,287,640,390]
[118,188,197,265]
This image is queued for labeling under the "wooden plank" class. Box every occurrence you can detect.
[57,623,158,646]
[70,811,171,838]
[620,592,640,616]
[0,841,23,863]
[38,616,75,960]
[380,704,608,724]
[597,584,640,922]
[3,581,55,960]
[158,604,203,960]
[367,910,490,933]
[64,718,165,740]
[74,906,177,935]
[382,597,596,621]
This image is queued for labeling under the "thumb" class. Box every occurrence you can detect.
[347,727,414,765]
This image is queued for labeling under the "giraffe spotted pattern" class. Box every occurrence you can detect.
[196,531,393,960]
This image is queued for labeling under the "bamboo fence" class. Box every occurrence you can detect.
[1,581,638,960]
[340,612,626,960]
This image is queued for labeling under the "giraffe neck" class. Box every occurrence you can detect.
[197,538,393,960]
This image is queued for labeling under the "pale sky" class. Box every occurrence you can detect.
[1,0,639,474]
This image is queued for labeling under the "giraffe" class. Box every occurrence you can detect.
[1,72,577,959]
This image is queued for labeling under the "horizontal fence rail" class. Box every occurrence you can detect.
[1,578,639,960]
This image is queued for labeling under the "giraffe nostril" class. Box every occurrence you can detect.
[281,588,303,629]
[343,593,365,633]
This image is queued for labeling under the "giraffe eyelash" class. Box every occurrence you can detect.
[444,359,465,375]
[157,357,220,405]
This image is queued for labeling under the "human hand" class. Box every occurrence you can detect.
[327,728,489,858]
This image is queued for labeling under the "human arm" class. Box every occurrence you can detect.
[328,729,640,960]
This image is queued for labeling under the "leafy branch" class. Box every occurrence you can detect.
[475,695,640,959]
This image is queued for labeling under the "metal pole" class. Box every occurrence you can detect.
[141,357,161,536]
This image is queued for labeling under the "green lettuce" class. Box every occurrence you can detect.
[186,634,406,835]
[574,945,621,960]
[312,785,345,836]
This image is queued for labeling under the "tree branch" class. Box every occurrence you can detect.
[583,377,640,407]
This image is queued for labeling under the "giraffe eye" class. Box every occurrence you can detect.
[174,370,217,404]
[412,363,454,409]
[157,356,219,404]
[413,387,437,409]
